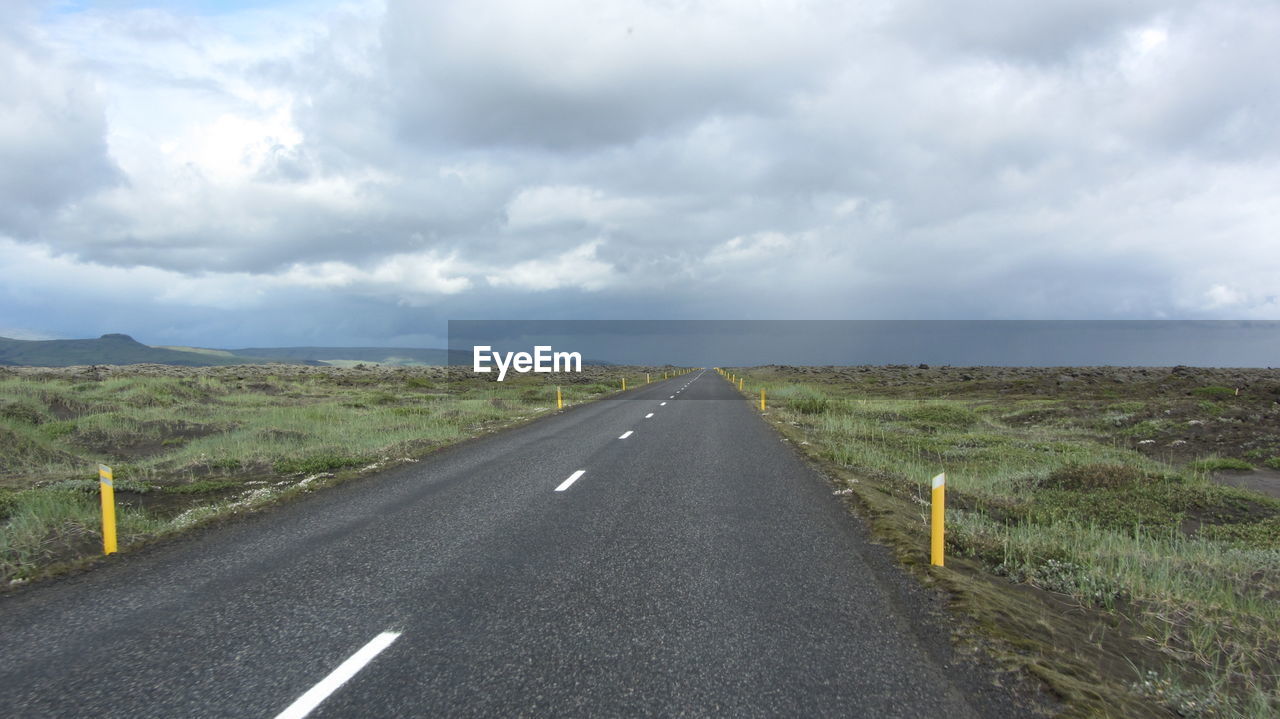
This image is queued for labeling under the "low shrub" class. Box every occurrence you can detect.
[0,487,19,522]
[1105,401,1147,413]
[391,405,434,416]
[789,389,830,415]
[272,453,369,475]
[904,404,979,430]
[1189,457,1253,472]
[0,400,45,425]
[1040,463,1149,491]
[166,480,240,494]
[1119,420,1167,438]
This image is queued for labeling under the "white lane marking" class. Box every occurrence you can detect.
[555,470,586,492]
[660,402,667,406]
[619,430,634,439]
[669,395,675,399]
[645,413,654,418]
[274,632,401,719]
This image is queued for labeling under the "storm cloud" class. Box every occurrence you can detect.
[1,0,1277,347]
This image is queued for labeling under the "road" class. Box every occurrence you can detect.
[0,370,1024,717]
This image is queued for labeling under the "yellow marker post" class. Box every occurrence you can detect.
[931,472,945,567]
[557,386,563,410]
[99,463,117,555]
[622,377,627,391]
[760,388,766,411]
[646,373,650,384]
[738,378,743,391]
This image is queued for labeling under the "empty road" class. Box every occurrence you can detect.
[0,370,1025,717]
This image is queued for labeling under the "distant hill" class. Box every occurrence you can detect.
[0,334,301,367]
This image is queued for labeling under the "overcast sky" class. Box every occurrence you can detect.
[1,0,1277,348]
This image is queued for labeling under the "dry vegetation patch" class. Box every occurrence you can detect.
[732,364,1280,718]
[0,363,673,584]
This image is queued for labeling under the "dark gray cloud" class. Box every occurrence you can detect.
[382,0,842,151]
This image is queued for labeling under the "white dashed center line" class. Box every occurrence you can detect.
[660,402,667,406]
[645,413,654,418]
[274,632,401,719]
[555,470,586,492]
[618,430,633,439]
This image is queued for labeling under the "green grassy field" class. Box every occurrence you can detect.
[728,366,1279,718]
[0,364,675,584]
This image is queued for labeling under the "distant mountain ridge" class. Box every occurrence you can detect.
[0,334,288,367]
[0,334,623,368]
[0,334,464,368]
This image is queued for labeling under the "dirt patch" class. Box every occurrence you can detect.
[69,420,226,460]
[1180,492,1278,536]
[44,396,83,421]
[1212,468,1280,500]
[114,481,258,519]
[24,525,103,573]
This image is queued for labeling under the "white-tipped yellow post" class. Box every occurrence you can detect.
[930,472,945,567]
[556,386,563,410]
[738,377,743,391]
[99,463,117,555]
[646,373,650,384]
[622,377,627,391]
[760,388,766,411]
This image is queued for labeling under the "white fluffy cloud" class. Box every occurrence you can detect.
[485,241,616,292]
[1,0,1278,345]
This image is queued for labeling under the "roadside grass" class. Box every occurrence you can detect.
[0,365,671,583]
[0,489,166,580]
[1190,457,1255,472]
[734,371,1279,718]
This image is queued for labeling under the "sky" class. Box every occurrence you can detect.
[1,0,1278,348]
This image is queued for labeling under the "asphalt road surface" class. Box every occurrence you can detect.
[0,370,1026,717]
